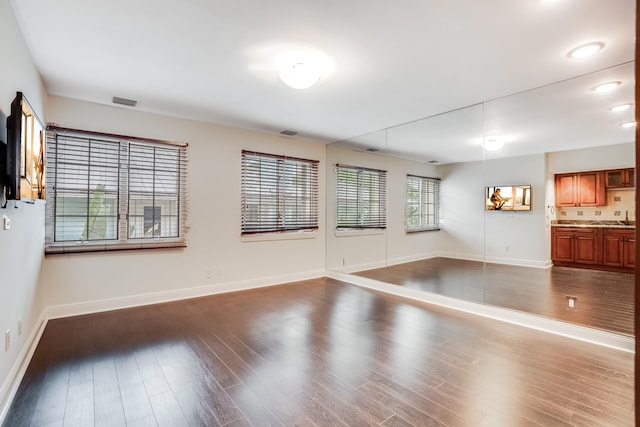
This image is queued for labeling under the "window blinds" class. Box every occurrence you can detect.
[241,150,319,234]
[45,126,188,253]
[336,164,387,229]
[406,174,440,231]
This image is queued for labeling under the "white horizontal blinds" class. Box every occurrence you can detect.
[241,150,318,234]
[46,132,121,244]
[406,175,440,231]
[336,164,387,229]
[45,126,188,253]
[128,143,185,239]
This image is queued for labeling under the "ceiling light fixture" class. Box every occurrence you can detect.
[610,103,632,112]
[591,81,621,93]
[483,138,505,151]
[567,42,604,59]
[276,50,334,90]
[620,121,637,128]
[472,135,515,151]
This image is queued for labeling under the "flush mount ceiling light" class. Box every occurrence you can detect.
[567,42,604,59]
[591,81,621,93]
[472,135,515,151]
[276,50,334,90]
[620,121,637,128]
[610,103,633,112]
[483,138,505,151]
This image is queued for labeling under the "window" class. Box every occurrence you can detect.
[336,164,386,230]
[406,175,440,231]
[241,150,318,235]
[45,126,188,253]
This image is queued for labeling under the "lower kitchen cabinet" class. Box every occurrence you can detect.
[602,229,635,269]
[551,226,635,272]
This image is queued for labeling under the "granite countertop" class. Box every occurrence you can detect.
[551,220,635,229]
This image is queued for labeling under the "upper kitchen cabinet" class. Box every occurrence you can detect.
[554,171,606,207]
[605,168,635,189]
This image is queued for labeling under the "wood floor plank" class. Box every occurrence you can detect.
[2,277,633,426]
[355,257,634,335]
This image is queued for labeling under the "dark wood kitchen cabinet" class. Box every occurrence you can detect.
[604,168,635,189]
[554,171,606,207]
[551,227,599,265]
[602,229,635,269]
[552,226,635,272]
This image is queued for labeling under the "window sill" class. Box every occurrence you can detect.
[241,230,318,242]
[334,228,385,237]
[406,227,441,233]
[45,238,186,255]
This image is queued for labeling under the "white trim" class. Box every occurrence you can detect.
[0,312,49,424]
[329,260,388,274]
[326,271,634,353]
[387,252,439,267]
[47,269,325,319]
[240,230,318,242]
[334,229,385,237]
[437,251,552,269]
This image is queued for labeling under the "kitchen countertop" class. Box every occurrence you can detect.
[551,220,635,229]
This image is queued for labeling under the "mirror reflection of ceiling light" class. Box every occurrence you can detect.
[620,121,637,128]
[277,51,334,90]
[591,81,621,93]
[567,42,604,59]
[472,135,515,151]
[610,103,632,112]
[483,138,504,151]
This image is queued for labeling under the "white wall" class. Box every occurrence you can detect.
[438,153,549,267]
[0,0,48,416]
[547,142,634,174]
[326,145,439,271]
[43,96,327,312]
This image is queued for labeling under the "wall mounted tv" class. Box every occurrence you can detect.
[485,185,532,211]
[5,91,45,201]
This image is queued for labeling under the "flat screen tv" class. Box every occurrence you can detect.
[485,185,532,211]
[5,92,44,201]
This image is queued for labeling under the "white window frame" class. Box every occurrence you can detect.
[405,174,440,232]
[45,126,188,254]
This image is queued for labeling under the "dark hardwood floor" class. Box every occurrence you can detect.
[354,258,634,336]
[2,277,633,426]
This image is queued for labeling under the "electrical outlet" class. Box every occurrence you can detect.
[5,330,10,352]
[566,296,578,310]
[17,319,22,336]
[2,215,9,230]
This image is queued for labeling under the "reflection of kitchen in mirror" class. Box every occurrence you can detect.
[328,40,634,336]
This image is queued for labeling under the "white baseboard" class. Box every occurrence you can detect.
[386,252,439,267]
[328,260,388,274]
[0,311,49,424]
[326,270,634,353]
[47,269,325,319]
[428,252,552,269]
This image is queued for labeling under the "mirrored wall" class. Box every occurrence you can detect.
[326,61,635,337]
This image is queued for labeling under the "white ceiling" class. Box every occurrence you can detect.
[8,0,636,162]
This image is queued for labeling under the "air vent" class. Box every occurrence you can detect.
[428,160,439,164]
[280,130,298,136]
[112,96,138,107]
[366,148,379,152]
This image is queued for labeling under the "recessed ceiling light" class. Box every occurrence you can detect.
[620,121,636,128]
[610,103,633,112]
[591,81,621,93]
[567,42,604,59]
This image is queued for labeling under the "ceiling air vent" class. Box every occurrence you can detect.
[428,160,439,164]
[366,148,379,152]
[112,96,138,107]
[280,130,298,136]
